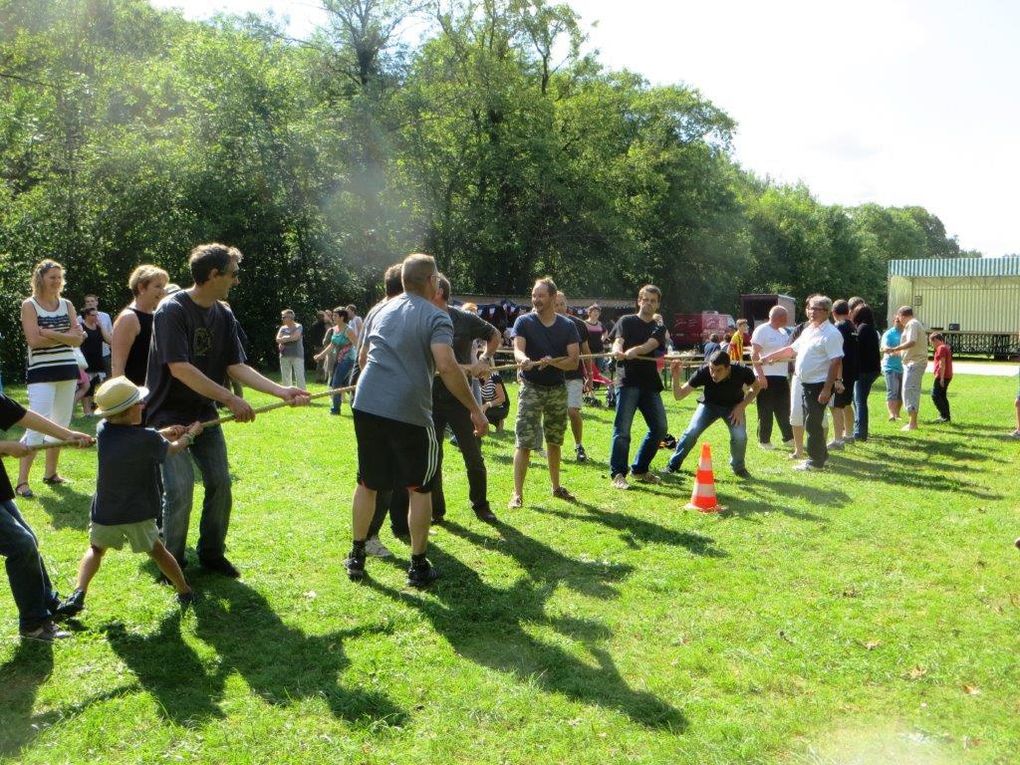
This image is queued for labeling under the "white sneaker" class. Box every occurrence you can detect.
[793,460,821,471]
[782,439,795,447]
[1009,430,1020,439]
[632,471,662,485]
[364,536,393,558]
[758,442,774,450]
[611,473,630,490]
[826,439,844,450]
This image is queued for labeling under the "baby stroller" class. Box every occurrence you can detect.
[583,361,617,409]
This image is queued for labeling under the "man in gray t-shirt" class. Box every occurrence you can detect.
[346,254,488,588]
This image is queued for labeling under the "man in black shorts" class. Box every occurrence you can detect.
[346,254,488,587]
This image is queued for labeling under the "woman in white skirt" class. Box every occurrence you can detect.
[15,260,84,498]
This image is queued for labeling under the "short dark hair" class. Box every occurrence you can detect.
[383,263,403,298]
[534,277,557,298]
[189,243,242,285]
[709,333,720,343]
[709,349,731,366]
[435,273,451,301]
[851,304,874,327]
[897,305,914,317]
[832,299,850,316]
[332,307,349,322]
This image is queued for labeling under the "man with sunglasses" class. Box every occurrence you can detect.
[145,243,309,578]
[760,296,843,471]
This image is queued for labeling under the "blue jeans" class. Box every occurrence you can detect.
[161,425,232,564]
[666,402,747,473]
[610,385,667,477]
[1,499,58,630]
[330,354,355,413]
[853,371,879,440]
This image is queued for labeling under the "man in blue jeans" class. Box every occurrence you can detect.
[609,285,669,489]
[663,351,762,478]
[145,243,309,577]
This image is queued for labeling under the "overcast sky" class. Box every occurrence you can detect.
[151,0,1020,257]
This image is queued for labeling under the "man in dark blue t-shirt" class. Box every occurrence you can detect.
[664,350,762,478]
[609,285,669,489]
[509,277,580,509]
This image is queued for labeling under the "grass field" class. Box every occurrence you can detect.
[1,372,1018,764]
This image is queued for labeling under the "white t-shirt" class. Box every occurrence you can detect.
[751,323,791,377]
[791,321,844,384]
[900,318,927,365]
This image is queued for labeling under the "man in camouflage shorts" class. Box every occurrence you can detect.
[509,277,580,508]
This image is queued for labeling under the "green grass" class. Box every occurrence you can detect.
[1,373,1018,764]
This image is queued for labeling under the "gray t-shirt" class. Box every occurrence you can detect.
[353,293,454,426]
[278,323,304,358]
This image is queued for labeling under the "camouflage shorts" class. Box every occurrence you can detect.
[515,382,568,450]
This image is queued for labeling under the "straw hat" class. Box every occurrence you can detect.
[93,376,149,417]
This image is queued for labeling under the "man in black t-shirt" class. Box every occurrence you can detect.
[555,292,593,462]
[608,285,669,489]
[146,243,310,577]
[430,274,501,523]
[829,299,857,449]
[664,350,763,478]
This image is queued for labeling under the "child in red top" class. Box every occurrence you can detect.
[930,333,953,422]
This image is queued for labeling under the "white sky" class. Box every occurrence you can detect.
[151,0,1020,257]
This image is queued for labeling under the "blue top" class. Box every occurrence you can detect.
[511,313,580,386]
[881,327,903,373]
[92,421,169,526]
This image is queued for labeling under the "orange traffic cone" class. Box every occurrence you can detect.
[685,443,726,513]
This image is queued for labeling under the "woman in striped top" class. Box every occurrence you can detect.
[15,259,85,498]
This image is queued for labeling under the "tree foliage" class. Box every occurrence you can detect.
[0,0,970,375]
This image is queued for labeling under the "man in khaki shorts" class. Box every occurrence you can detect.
[509,277,580,508]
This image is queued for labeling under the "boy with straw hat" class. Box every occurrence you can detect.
[57,377,200,616]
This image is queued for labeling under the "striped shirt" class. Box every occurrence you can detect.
[25,297,80,384]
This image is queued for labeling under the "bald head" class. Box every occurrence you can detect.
[768,305,788,327]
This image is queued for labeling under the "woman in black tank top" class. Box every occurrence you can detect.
[111,265,169,385]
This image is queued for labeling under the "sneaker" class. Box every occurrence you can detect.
[177,591,195,608]
[758,442,774,450]
[199,556,240,578]
[826,439,844,450]
[632,471,661,485]
[659,465,678,477]
[344,551,366,581]
[407,561,439,588]
[575,444,588,463]
[733,467,751,479]
[793,460,822,471]
[364,536,393,558]
[842,435,856,445]
[1010,430,1020,439]
[935,417,951,423]
[55,588,86,618]
[782,439,795,447]
[20,620,71,642]
[611,473,630,490]
[552,486,577,502]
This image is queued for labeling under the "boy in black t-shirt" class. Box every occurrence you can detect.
[663,351,762,478]
[57,377,201,616]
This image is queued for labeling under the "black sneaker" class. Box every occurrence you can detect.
[575,445,588,463]
[344,552,366,581]
[198,556,240,578]
[54,588,86,618]
[474,506,499,523]
[733,467,752,479]
[407,561,439,588]
[177,591,195,609]
[20,620,71,642]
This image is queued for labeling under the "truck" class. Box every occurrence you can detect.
[739,293,796,330]
[670,311,735,350]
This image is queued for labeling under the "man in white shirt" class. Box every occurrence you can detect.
[760,296,843,471]
[750,305,794,449]
[882,305,927,432]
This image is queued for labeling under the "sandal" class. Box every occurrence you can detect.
[507,494,523,510]
[42,474,70,486]
[551,486,576,502]
[14,482,34,499]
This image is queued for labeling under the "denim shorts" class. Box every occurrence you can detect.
[884,370,903,401]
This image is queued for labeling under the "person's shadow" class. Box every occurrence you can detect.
[368,526,687,731]
[105,581,406,727]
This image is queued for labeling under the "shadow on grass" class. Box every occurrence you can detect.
[35,484,91,530]
[831,454,1003,500]
[531,499,728,557]
[104,581,406,727]
[0,642,130,756]
[366,540,687,732]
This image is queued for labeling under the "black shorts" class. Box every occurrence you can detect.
[353,408,439,493]
[833,383,855,408]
